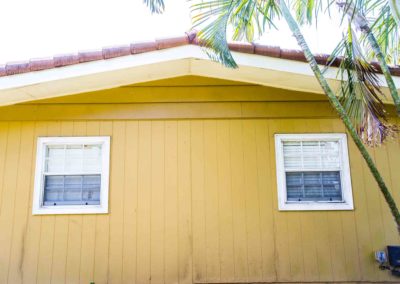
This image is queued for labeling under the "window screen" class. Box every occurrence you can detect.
[43,144,102,206]
[282,140,342,202]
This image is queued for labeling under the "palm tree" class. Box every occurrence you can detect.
[312,1,400,116]
[293,1,400,116]
[294,0,400,143]
[143,0,400,231]
[276,0,400,230]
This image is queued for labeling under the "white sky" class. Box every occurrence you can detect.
[0,0,344,63]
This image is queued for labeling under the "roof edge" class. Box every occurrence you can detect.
[0,31,399,77]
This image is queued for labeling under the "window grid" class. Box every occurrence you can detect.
[42,143,103,206]
[283,140,343,203]
[282,141,341,172]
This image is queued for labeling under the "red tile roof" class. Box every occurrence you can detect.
[0,30,399,77]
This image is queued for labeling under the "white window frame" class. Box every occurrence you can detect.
[275,133,353,211]
[33,136,110,215]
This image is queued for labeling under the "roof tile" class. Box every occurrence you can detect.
[280,49,307,62]
[254,44,280,58]
[314,54,330,65]
[0,32,398,78]
[191,37,206,47]
[0,65,6,76]
[29,58,55,71]
[156,36,189,49]
[54,53,80,67]
[228,42,254,54]
[78,50,103,63]
[390,67,400,77]
[130,41,158,54]
[6,61,30,75]
[185,30,197,43]
[102,45,131,59]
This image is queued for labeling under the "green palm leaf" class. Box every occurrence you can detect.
[190,0,279,68]
[143,0,165,14]
[367,3,399,65]
[329,25,397,145]
[389,0,400,26]
[191,0,238,68]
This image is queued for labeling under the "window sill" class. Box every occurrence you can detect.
[278,201,354,211]
[32,204,108,215]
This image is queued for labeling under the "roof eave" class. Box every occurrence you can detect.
[0,44,398,106]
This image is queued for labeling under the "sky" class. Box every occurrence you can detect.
[0,0,344,63]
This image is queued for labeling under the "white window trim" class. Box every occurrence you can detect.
[33,136,110,215]
[275,133,354,211]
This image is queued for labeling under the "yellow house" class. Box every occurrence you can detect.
[0,33,399,284]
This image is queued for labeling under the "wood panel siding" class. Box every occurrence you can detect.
[0,77,399,283]
[0,118,399,283]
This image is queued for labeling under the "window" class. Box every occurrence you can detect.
[275,134,353,211]
[33,136,110,215]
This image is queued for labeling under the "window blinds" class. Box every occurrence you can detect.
[283,141,342,202]
[44,175,101,205]
[43,144,102,206]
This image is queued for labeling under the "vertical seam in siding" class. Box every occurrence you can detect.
[202,121,207,282]
[78,122,87,284]
[135,121,140,284]
[90,121,100,282]
[20,122,36,284]
[6,123,22,283]
[61,122,72,284]
[149,121,153,283]
[175,121,179,284]
[189,120,194,284]
[266,121,278,281]
[228,120,236,281]
[35,122,48,284]
[0,122,10,215]
[49,122,61,284]
[240,120,250,282]
[254,121,265,281]
[121,121,128,283]
[215,121,222,282]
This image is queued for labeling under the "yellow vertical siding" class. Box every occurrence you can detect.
[0,116,399,283]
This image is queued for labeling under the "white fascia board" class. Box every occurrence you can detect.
[0,45,196,90]
[190,50,399,103]
[230,50,400,89]
[0,44,398,106]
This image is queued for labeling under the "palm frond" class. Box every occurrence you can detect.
[366,3,400,65]
[335,0,369,30]
[330,25,397,146]
[257,0,280,29]
[190,0,279,68]
[336,0,400,65]
[230,0,259,41]
[389,0,400,26]
[143,0,165,14]
[292,0,317,25]
[191,0,238,68]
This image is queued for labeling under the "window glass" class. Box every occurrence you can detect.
[286,171,342,202]
[43,143,102,206]
[43,175,101,206]
[282,140,342,202]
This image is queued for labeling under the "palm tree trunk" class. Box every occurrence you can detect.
[336,1,400,116]
[278,0,400,232]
